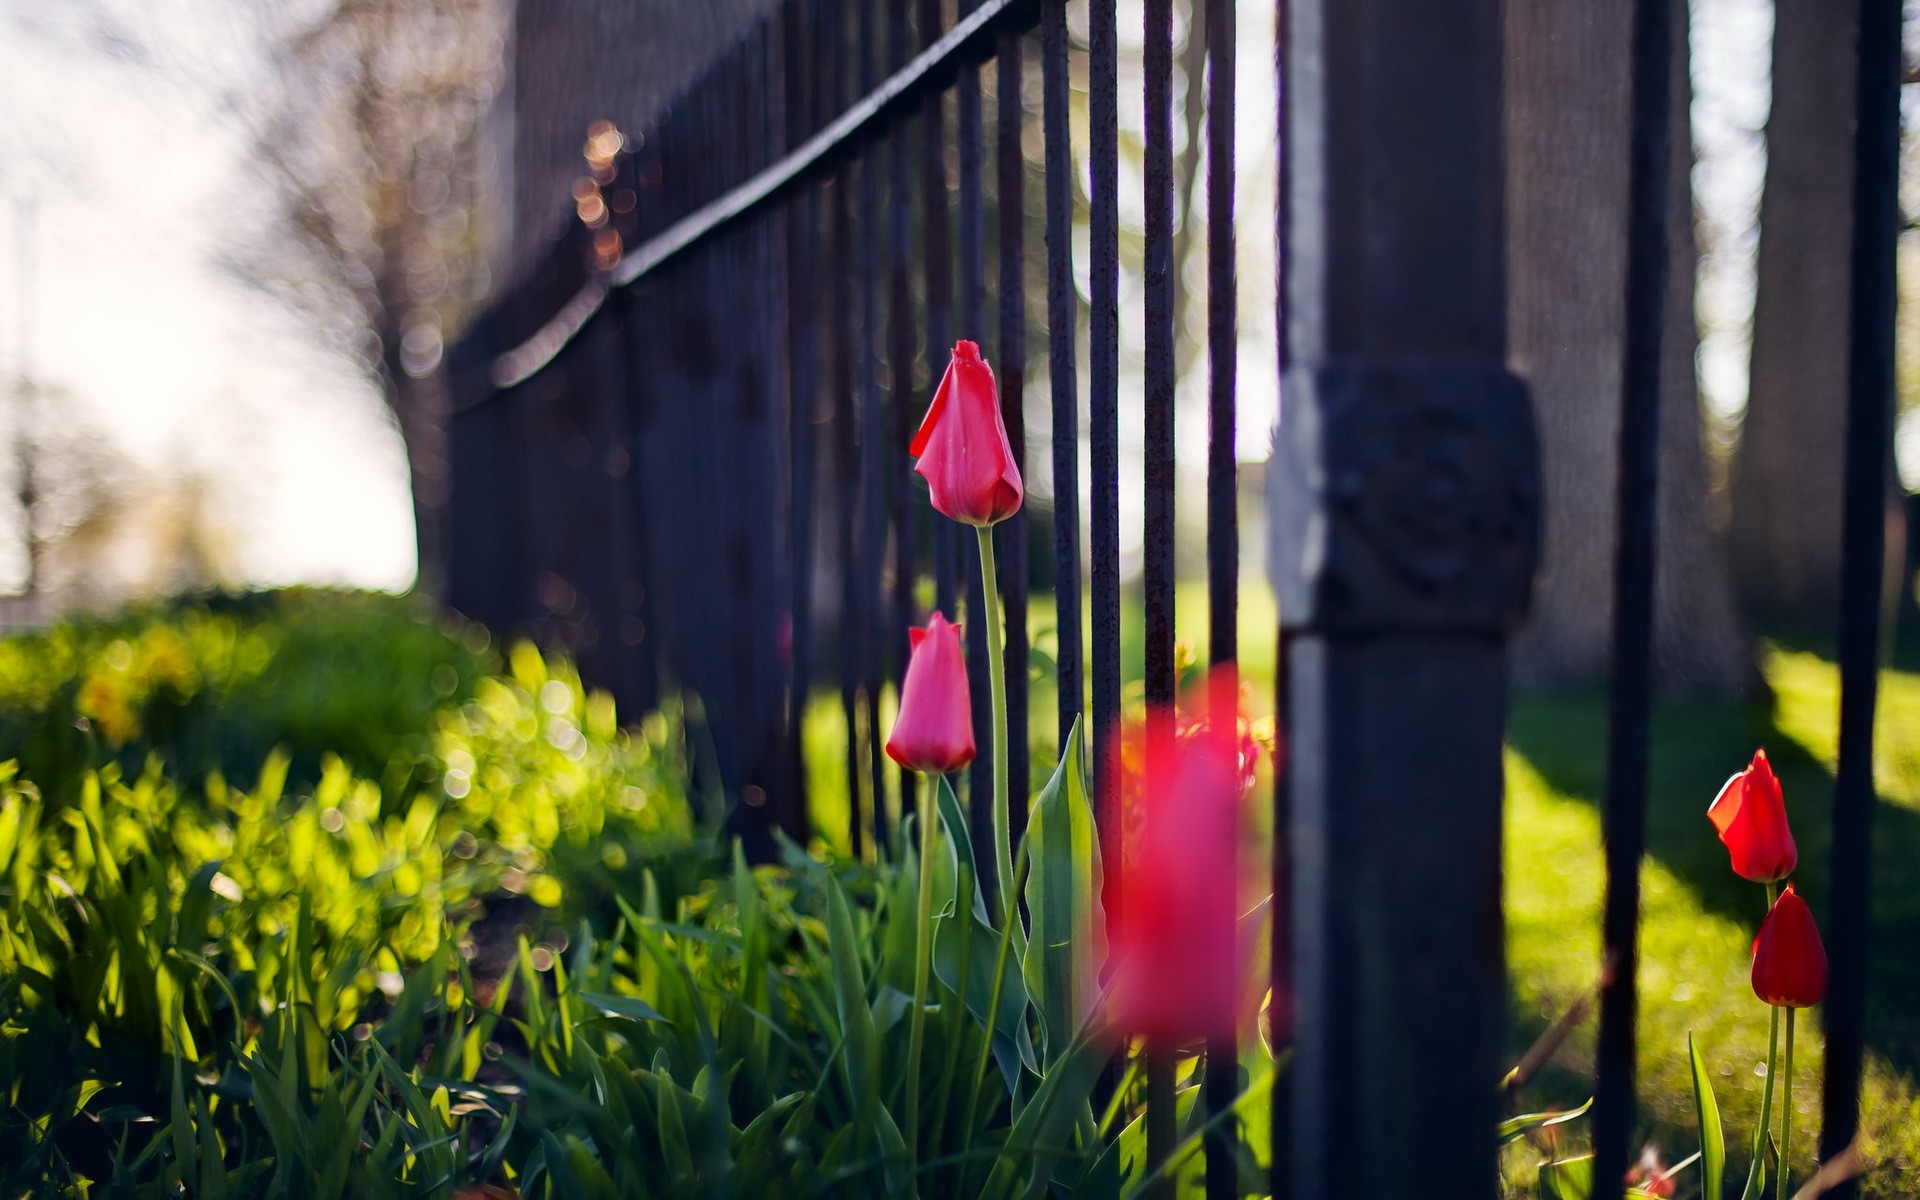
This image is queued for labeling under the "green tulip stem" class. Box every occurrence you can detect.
[1778,1007,1796,1200]
[975,524,1013,923]
[906,770,936,1185]
[1742,880,1781,1200]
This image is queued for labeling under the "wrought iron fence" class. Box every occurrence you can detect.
[444,0,1897,1194]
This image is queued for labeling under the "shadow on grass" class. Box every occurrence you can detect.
[1505,680,1920,1088]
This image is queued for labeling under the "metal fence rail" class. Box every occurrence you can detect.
[444,0,1893,1193]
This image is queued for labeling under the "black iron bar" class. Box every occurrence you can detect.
[595,289,638,712]
[1591,0,1674,1191]
[888,0,918,821]
[694,71,728,832]
[1201,0,1238,1191]
[1819,0,1898,1189]
[922,0,958,618]
[746,20,795,846]
[825,1,866,861]
[1270,0,1291,1191]
[1086,0,1125,869]
[717,42,758,849]
[784,0,820,823]
[1041,0,1082,756]
[1088,0,1122,893]
[1087,0,1125,1120]
[1142,0,1176,1187]
[860,0,893,855]
[997,29,1031,830]
[620,288,661,719]
[957,0,995,902]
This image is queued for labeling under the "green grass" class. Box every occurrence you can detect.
[1,593,1256,1196]
[18,586,1912,1194]
[824,574,1920,1193]
[0,594,714,1195]
[919,572,1920,1193]
[1504,647,1920,1195]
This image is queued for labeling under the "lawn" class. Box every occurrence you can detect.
[3,587,1916,1195]
[813,578,1920,1193]
[1503,647,1920,1193]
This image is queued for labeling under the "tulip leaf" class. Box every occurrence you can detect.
[1689,1032,1725,1200]
[1496,1096,1592,1146]
[1022,717,1106,1065]
[1739,1131,1779,1200]
[978,1018,1114,1200]
[932,775,1038,1087]
[577,991,668,1025]
[1538,1155,1592,1200]
[1739,1060,1779,1200]
[825,875,880,1118]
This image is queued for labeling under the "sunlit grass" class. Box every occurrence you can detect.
[800,577,1920,1194]
[1504,648,1920,1195]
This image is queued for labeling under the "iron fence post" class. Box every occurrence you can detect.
[1270,0,1537,1194]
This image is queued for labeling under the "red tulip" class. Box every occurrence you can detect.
[1707,749,1798,883]
[909,340,1024,527]
[1174,666,1264,801]
[1751,884,1827,1009]
[1626,1149,1677,1198]
[1105,708,1243,1044]
[885,612,976,775]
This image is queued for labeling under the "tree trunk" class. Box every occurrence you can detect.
[381,327,451,598]
[1506,0,1752,693]
[1727,0,1872,645]
[400,370,452,598]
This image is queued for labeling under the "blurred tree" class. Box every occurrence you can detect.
[505,0,781,277]
[0,385,232,620]
[1729,0,1906,645]
[1506,0,1753,692]
[238,0,508,595]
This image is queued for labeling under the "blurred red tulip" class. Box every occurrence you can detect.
[1173,667,1264,802]
[885,612,976,775]
[1104,706,1243,1044]
[1751,884,1827,1009]
[1708,749,1798,883]
[910,340,1024,527]
[1626,1147,1676,1197]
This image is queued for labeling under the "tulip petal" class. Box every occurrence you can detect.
[1707,750,1797,883]
[909,362,952,459]
[1706,770,1745,836]
[1751,884,1827,1008]
[885,612,975,774]
[910,342,1024,526]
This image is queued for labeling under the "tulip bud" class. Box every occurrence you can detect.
[885,612,976,775]
[909,340,1024,527]
[1105,708,1244,1044]
[1707,749,1798,883]
[1751,884,1827,1009]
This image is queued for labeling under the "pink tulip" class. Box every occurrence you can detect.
[910,340,1024,527]
[885,612,976,775]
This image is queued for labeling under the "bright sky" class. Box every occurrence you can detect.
[0,0,418,593]
[0,0,1821,601]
